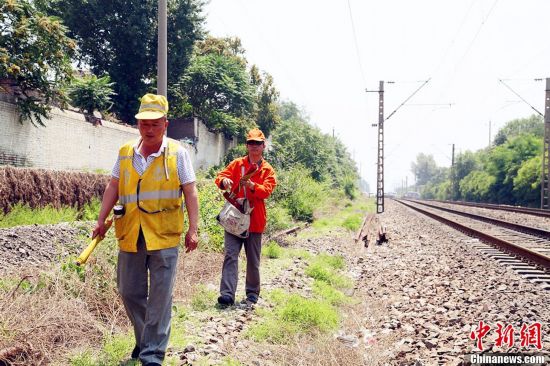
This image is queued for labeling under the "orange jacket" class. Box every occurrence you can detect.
[215,156,277,233]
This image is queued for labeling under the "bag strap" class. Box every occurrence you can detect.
[241,165,247,200]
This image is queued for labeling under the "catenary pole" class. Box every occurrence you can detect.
[157,0,167,97]
[541,78,550,209]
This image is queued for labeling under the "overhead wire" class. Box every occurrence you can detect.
[377,1,478,166]
[498,79,544,117]
[346,0,367,87]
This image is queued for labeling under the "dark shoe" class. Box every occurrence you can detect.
[246,293,258,304]
[131,345,140,359]
[144,363,161,366]
[217,295,234,307]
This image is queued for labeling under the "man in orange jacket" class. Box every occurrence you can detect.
[215,128,277,306]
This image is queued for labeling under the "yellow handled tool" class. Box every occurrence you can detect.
[76,217,113,266]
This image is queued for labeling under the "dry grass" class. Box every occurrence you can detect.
[173,250,224,304]
[0,166,108,214]
[0,253,126,365]
[268,333,365,366]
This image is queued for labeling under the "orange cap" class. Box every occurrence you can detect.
[246,128,265,141]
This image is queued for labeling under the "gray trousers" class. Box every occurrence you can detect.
[117,230,178,365]
[220,231,262,300]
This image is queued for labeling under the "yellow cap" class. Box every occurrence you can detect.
[135,94,168,120]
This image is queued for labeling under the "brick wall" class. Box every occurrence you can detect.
[0,98,235,172]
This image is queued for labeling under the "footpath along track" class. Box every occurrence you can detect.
[394,199,550,290]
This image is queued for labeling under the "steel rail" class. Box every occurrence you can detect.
[430,199,550,218]
[407,199,550,240]
[396,199,550,271]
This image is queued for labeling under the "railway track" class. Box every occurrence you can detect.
[395,199,550,290]
[429,199,550,218]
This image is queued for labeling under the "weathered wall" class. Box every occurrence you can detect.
[167,117,237,170]
[0,98,235,172]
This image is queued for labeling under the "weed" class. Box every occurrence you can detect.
[69,351,96,366]
[286,248,312,260]
[305,254,352,289]
[190,285,217,311]
[69,333,135,366]
[220,356,244,365]
[100,333,135,365]
[315,253,345,270]
[262,241,283,259]
[280,294,339,332]
[312,280,348,305]
[342,214,362,231]
[0,203,77,228]
[246,317,300,344]
[246,290,339,344]
[78,198,101,221]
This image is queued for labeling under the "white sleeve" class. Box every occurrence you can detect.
[111,156,121,179]
[177,146,196,185]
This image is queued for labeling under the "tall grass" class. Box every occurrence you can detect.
[0,198,102,228]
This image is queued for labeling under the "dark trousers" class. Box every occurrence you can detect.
[220,231,262,300]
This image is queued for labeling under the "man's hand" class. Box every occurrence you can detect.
[184,228,198,253]
[92,220,108,239]
[222,178,233,191]
[241,179,255,191]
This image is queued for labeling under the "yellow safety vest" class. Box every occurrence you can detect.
[114,139,184,252]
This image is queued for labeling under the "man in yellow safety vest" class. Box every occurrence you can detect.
[92,94,199,366]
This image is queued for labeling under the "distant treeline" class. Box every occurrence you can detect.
[410,115,544,207]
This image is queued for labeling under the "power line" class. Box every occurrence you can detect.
[498,79,544,117]
[346,0,367,87]
[385,79,431,121]
[454,0,499,72]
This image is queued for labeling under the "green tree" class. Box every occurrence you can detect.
[174,37,256,137]
[251,66,280,137]
[268,117,332,181]
[267,102,358,190]
[450,150,478,199]
[0,0,75,125]
[67,74,115,117]
[40,0,205,123]
[459,171,496,202]
[513,155,541,207]
[486,134,542,204]
[411,153,439,186]
[493,115,543,145]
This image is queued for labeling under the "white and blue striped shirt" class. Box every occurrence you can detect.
[111,137,195,185]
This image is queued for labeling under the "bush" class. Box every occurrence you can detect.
[271,166,327,222]
[195,179,225,252]
[67,74,116,116]
[265,203,293,235]
[262,241,283,259]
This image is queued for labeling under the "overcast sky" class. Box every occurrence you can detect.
[204,0,550,192]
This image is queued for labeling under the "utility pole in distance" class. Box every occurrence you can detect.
[367,81,385,213]
[157,0,167,97]
[451,143,456,199]
[377,81,385,213]
[542,78,550,209]
[368,79,430,213]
